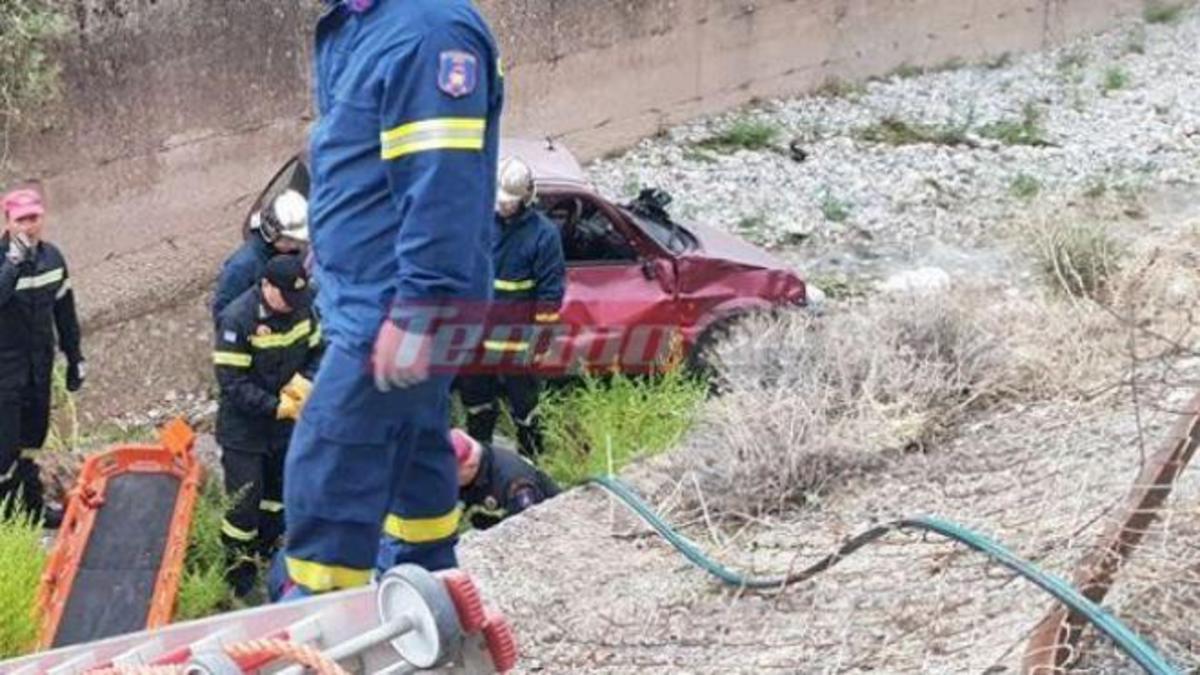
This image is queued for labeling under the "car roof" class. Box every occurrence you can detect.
[499,137,592,192]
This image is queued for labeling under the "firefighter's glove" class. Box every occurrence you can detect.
[372,321,432,392]
[276,395,302,421]
[4,235,33,266]
[282,374,313,407]
[66,360,86,393]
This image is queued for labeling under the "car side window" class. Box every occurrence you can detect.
[541,195,637,265]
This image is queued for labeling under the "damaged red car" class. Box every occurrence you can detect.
[243,138,807,374]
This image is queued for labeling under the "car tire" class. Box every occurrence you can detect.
[686,312,756,391]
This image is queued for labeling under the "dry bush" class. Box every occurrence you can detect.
[1029,221,1125,302]
[669,241,1200,520]
[675,290,1014,518]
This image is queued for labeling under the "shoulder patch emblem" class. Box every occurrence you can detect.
[438,50,478,98]
[222,330,238,344]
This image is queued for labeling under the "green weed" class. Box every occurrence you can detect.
[695,119,781,153]
[820,192,852,223]
[175,479,234,621]
[1102,67,1131,94]
[887,63,925,79]
[985,52,1014,70]
[856,116,974,147]
[539,368,707,488]
[1144,2,1186,24]
[1057,50,1088,72]
[979,103,1050,147]
[1010,174,1042,200]
[0,506,46,658]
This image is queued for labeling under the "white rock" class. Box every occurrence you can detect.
[878,267,953,296]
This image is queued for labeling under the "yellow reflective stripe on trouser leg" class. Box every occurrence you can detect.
[213,351,252,367]
[259,499,284,513]
[285,557,373,593]
[383,508,462,544]
[221,519,258,543]
[380,118,485,160]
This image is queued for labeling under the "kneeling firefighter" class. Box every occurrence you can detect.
[213,255,322,597]
[458,157,565,459]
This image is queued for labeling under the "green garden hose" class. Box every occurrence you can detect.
[589,475,1178,675]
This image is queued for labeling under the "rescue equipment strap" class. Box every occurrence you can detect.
[494,278,535,292]
[16,267,64,291]
[284,556,373,593]
[381,117,485,160]
[220,519,258,543]
[383,507,462,544]
[213,351,253,368]
[250,320,314,349]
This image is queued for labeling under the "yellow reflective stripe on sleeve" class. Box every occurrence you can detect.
[308,325,322,348]
[221,519,258,542]
[483,340,529,352]
[286,557,373,593]
[380,118,485,160]
[383,508,462,544]
[249,319,313,349]
[213,351,253,368]
[259,499,284,513]
[15,268,65,291]
[55,278,71,300]
[494,279,535,292]
[534,312,561,323]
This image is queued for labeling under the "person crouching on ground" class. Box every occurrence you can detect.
[213,254,323,598]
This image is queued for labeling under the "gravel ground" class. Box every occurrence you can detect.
[587,6,1200,285]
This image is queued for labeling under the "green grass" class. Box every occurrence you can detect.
[175,479,235,621]
[1143,1,1187,24]
[820,192,852,223]
[0,506,47,658]
[979,103,1049,147]
[856,116,974,147]
[1010,173,1042,200]
[0,0,66,141]
[1102,67,1131,94]
[539,368,708,488]
[695,119,781,153]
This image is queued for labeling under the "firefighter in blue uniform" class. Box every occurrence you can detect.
[458,157,565,459]
[214,254,322,598]
[451,429,560,531]
[281,0,503,597]
[0,187,84,527]
[212,189,309,322]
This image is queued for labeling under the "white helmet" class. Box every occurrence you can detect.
[496,157,535,215]
[255,189,309,244]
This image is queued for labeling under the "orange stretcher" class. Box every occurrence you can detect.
[36,419,204,650]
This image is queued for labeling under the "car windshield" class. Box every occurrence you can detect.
[619,206,697,255]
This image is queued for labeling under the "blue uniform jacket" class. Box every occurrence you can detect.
[310,0,504,349]
[212,237,273,322]
[485,207,565,352]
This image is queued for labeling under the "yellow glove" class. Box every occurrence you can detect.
[276,395,301,421]
[282,373,313,406]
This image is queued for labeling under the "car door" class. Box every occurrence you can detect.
[538,191,681,374]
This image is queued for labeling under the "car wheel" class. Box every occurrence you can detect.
[686,312,757,390]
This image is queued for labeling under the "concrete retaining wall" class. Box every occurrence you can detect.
[1,0,1143,420]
